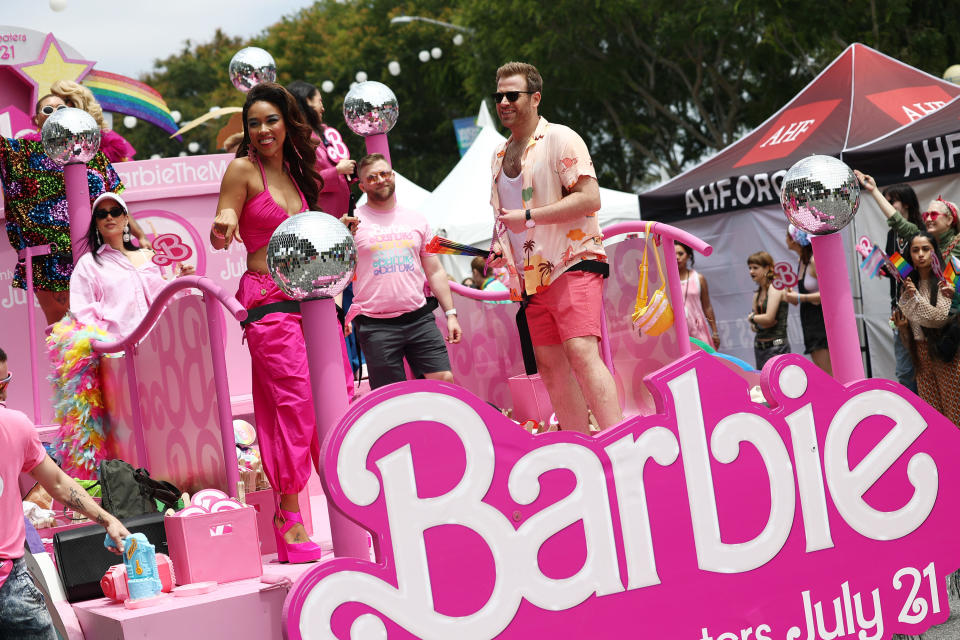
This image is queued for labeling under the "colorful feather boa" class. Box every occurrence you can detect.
[47,317,109,479]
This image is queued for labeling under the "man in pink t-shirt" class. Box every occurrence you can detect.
[344,154,462,389]
[0,347,128,637]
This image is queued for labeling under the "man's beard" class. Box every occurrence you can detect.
[367,183,395,204]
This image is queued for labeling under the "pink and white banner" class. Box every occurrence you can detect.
[284,353,960,639]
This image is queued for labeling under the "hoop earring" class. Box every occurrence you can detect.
[122,224,131,243]
[96,229,102,244]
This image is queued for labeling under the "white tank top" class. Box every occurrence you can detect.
[497,171,526,264]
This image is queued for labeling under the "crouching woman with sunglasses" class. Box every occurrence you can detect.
[69,193,195,340]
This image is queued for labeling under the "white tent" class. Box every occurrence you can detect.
[417,104,641,279]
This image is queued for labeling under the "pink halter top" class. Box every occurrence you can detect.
[237,155,308,252]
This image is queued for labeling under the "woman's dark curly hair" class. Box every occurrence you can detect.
[237,82,321,209]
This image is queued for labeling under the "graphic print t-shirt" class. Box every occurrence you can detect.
[348,203,431,320]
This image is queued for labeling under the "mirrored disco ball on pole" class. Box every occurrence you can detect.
[266,212,357,300]
[780,155,860,234]
[229,47,277,93]
[41,108,101,165]
[343,81,399,136]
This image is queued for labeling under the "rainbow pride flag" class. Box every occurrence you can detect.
[83,70,180,139]
[944,257,960,288]
[889,252,913,279]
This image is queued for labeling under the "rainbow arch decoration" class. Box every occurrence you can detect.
[83,69,180,139]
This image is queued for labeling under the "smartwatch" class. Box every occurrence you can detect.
[524,209,535,228]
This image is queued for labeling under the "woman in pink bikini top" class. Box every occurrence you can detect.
[211,83,320,266]
[210,83,328,563]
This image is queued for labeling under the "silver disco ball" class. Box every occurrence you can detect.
[780,155,860,235]
[343,81,399,136]
[228,47,277,93]
[267,212,357,301]
[41,108,100,165]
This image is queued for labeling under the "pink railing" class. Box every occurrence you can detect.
[447,220,713,367]
[20,244,52,424]
[91,276,247,498]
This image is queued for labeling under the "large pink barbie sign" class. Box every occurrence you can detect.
[285,353,960,639]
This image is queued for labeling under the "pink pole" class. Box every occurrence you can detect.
[811,232,864,383]
[63,162,92,265]
[21,244,51,424]
[124,354,150,469]
[364,133,391,165]
[204,294,241,498]
[299,298,371,559]
[661,238,692,356]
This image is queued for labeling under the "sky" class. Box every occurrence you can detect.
[3,0,319,79]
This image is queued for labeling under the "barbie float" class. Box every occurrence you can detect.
[280,157,960,639]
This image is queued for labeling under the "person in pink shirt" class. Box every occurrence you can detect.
[345,154,462,389]
[487,61,622,434]
[286,81,356,218]
[0,346,128,638]
[69,193,194,339]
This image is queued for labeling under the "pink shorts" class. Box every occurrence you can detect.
[526,271,603,347]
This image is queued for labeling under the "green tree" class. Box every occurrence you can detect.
[456,0,960,189]
[121,1,479,190]
[122,29,245,159]
[117,0,960,192]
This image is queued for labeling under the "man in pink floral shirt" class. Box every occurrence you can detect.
[488,62,622,434]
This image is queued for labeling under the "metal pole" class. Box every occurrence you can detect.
[204,294,241,497]
[20,244,51,424]
[364,134,391,165]
[299,298,370,559]
[811,232,865,383]
[62,162,91,266]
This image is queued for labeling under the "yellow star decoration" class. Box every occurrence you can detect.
[16,34,93,99]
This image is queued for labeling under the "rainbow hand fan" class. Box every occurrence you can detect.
[425,236,489,257]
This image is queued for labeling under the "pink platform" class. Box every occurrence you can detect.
[72,561,309,639]
[61,488,336,639]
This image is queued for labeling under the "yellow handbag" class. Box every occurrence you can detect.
[632,222,674,336]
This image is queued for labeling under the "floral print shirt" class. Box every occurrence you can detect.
[489,117,606,299]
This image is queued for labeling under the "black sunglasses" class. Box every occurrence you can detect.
[39,104,68,115]
[492,91,536,103]
[94,207,126,220]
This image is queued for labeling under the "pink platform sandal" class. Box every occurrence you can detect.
[273,509,323,563]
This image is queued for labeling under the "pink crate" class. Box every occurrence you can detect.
[508,373,554,424]
[164,506,261,585]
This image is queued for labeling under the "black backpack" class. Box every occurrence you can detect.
[98,459,182,519]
